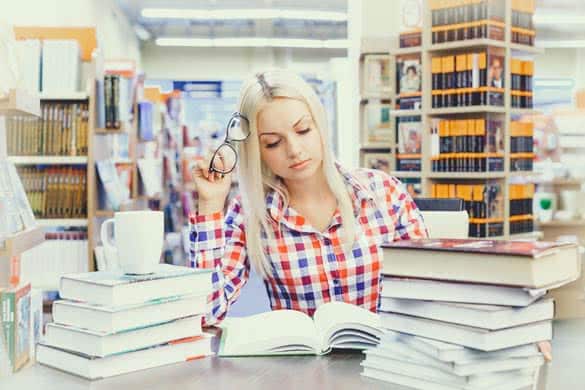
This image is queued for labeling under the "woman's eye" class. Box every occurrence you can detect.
[298,128,311,134]
[265,140,280,148]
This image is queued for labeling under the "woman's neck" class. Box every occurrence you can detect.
[284,168,333,206]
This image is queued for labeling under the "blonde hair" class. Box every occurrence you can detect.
[235,69,357,277]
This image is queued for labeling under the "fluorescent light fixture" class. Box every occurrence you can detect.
[155,37,349,49]
[534,13,585,25]
[536,40,585,48]
[142,8,347,22]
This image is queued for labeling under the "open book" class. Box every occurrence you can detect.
[218,301,381,356]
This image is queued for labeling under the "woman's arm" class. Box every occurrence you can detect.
[189,198,249,326]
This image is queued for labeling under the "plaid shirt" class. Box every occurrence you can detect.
[189,164,427,325]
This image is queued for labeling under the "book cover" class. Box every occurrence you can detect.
[1,283,31,372]
[382,238,575,258]
[61,264,210,287]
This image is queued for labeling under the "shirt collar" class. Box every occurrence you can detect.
[266,162,375,231]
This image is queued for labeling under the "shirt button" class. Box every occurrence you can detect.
[333,279,340,285]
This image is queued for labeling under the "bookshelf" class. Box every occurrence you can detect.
[0,87,46,286]
[417,0,539,240]
[7,156,88,165]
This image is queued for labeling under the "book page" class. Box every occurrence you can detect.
[313,302,381,350]
[219,310,320,356]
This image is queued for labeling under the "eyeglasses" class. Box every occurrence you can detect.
[209,112,250,174]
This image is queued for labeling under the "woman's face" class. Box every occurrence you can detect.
[257,97,324,182]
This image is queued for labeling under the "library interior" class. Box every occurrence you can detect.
[1,0,585,388]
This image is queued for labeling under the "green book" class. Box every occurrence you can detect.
[1,283,31,372]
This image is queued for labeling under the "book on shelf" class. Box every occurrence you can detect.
[17,165,87,219]
[137,158,163,197]
[399,0,422,48]
[381,238,581,288]
[96,159,130,211]
[511,59,534,108]
[380,276,547,307]
[0,283,31,372]
[382,329,541,364]
[364,99,392,144]
[44,315,203,358]
[511,0,536,46]
[396,116,422,171]
[52,294,207,334]
[430,0,506,44]
[138,101,154,141]
[14,39,42,95]
[361,152,391,175]
[40,40,80,94]
[396,54,422,110]
[218,301,381,356]
[37,333,213,380]
[431,48,505,108]
[431,182,504,238]
[430,117,504,173]
[510,121,534,171]
[59,264,212,306]
[379,311,551,351]
[363,54,392,95]
[379,297,553,330]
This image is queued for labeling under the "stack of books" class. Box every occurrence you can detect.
[37,264,214,380]
[362,238,581,389]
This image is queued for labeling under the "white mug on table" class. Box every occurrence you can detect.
[100,210,164,274]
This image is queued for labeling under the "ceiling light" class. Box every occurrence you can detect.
[142,8,347,22]
[155,37,349,49]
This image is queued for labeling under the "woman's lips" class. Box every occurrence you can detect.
[289,159,311,169]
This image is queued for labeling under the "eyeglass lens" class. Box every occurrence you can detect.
[211,144,238,174]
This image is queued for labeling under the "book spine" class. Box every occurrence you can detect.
[1,291,15,372]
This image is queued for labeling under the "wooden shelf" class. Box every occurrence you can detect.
[510,43,544,55]
[0,89,40,117]
[0,227,44,258]
[538,220,585,228]
[533,178,584,186]
[391,109,422,117]
[8,156,88,165]
[360,93,393,101]
[39,92,89,100]
[429,106,506,115]
[94,128,127,134]
[429,39,507,53]
[510,231,544,240]
[95,210,115,218]
[511,108,540,116]
[428,172,506,179]
[36,219,88,227]
[391,171,422,178]
[394,46,422,55]
[112,157,133,164]
[360,144,392,150]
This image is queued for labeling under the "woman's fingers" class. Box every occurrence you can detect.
[537,340,552,362]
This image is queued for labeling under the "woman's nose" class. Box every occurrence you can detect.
[286,137,303,159]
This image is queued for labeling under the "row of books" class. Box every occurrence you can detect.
[511,0,536,46]
[20,230,89,291]
[363,239,579,389]
[509,183,535,234]
[0,162,36,239]
[6,103,89,156]
[37,264,213,379]
[511,121,534,171]
[431,182,504,237]
[16,39,81,95]
[396,54,422,110]
[430,0,505,43]
[431,48,505,108]
[96,74,133,130]
[430,118,504,172]
[0,283,43,374]
[17,166,87,219]
[510,215,535,235]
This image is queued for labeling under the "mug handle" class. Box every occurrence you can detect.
[101,218,116,254]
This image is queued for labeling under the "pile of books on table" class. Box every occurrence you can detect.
[37,264,213,380]
[362,239,581,389]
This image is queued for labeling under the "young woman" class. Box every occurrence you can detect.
[188,69,551,360]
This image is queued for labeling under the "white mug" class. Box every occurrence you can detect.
[100,211,164,274]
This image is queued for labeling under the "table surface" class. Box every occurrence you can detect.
[2,319,584,390]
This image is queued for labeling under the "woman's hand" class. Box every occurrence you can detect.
[192,155,232,214]
[537,341,552,362]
